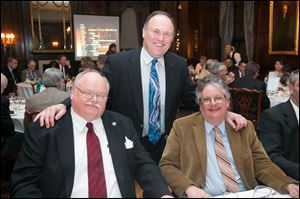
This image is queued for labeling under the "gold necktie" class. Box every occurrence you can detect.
[214,127,240,193]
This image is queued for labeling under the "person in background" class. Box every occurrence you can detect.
[258,69,299,181]
[24,68,69,126]
[224,44,241,67]
[20,59,41,82]
[80,56,93,68]
[273,60,285,77]
[77,60,97,75]
[45,60,60,71]
[233,60,247,79]
[57,55,76,79]
[160,75,299,198]
[11,71,173,198]
[106,43,117,56]
[195,55,210,80]
[210,62,235,85]
[1,57,19,95]
[97,54,108,72]
[34,11,247,164]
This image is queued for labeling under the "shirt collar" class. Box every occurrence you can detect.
[7,65,13,72]
[71,107,103,134]
[141,47,164,68]
[205,120,226,136]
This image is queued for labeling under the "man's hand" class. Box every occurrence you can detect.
[185,185,211,198]
[33,104,67,128]
[287,184,299,198]
[226,111,247,131]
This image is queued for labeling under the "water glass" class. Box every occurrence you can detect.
[252,185,273,198]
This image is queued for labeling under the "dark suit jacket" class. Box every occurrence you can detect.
[1,95,15,137]
[11,110,170,198]
[230,76,270,121]
[257,100,299,181]
[103,48,198,138]
[1,66,19,95]
[160,113,297,197]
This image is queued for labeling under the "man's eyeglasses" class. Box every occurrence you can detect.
[76,86,108,101]
[200,96,225,105]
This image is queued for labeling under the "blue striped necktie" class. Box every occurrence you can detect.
[148,58,161,145]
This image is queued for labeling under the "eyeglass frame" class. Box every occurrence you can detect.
[75,86,108,102]
[199,95,226,105]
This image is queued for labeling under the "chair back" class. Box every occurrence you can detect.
[229,88,264,128]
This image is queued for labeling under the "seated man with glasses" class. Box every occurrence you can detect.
[159,75,299,198]
[11,70,173,198]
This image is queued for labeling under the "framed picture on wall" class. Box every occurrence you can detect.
[268,1,299,55]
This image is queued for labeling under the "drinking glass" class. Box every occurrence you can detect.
[252,185,273,198]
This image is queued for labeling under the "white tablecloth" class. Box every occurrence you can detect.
[214,188,290,198]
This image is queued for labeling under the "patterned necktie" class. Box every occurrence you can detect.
[86,122,107,198]
[148,58,161,145]
[213,127,240,193]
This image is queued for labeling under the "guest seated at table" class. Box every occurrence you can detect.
[273,60,285,77]
[257,69,299,181]
[20,59,41,82]
[1,57,19,95]
[210,62,235,85]
[77,60,97,75]
[230,61,270,121]
[11,70,172,198]
[1,74,24,179]
[195,55,210,80]
[159,75,299,198]
[24,68,69,125]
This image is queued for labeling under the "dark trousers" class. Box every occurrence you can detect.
[140,135,166,165]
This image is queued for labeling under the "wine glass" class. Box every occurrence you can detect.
[252,185,273,198]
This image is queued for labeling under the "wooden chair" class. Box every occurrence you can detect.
[229,88,265,128]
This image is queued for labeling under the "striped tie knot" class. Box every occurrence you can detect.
[151,58,158,66]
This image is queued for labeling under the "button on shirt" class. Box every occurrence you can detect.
[70,108,122,198]
[140,47,166,137]
[204,121,246,196]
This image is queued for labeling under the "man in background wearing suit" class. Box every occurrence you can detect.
[160,75,298,198]
[11,71,172,198]
[34,11,247,164]
[231,61,270,121]
[24,68,69,126]
[258,69,299,181]
[1,57,19,95]
[20,59,41,82]
[57,55,76,79]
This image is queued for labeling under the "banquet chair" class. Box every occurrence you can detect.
[229,88,264,129]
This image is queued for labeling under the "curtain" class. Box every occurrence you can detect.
[219,1,234,60]
[244,1,255,61]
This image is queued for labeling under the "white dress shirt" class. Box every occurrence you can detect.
[59,64,66,78]
[140,47,166,137]
[70,108,122,198]
[290,99,299,124]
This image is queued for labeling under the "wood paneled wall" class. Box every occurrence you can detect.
[1,1,298,72]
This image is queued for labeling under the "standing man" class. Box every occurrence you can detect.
[257,69,299,181]
[224,44,241,67]
[12,71,172,198]
[1,57,19,95]
[35,11,246,164]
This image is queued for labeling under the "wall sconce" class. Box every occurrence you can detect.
[52,41,59,48]
[1,33,15,46]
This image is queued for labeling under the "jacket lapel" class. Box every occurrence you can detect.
[283,101,298,133]
[102,112,127,196]
[127,49,143,121]
[192,114,207,187]
[55,110,75,197]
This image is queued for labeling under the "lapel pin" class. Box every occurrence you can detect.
[112,122,117,126]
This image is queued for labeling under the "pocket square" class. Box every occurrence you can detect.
[124,136,134,149]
